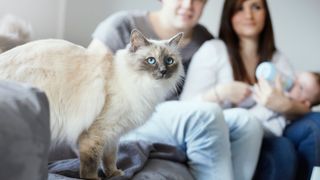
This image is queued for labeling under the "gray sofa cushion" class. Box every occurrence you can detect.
[0,80,50,180]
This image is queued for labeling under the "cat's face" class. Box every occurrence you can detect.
[128,29,184,80]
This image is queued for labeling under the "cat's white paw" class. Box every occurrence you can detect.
[104,168,124,178]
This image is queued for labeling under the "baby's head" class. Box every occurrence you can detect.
[289,72,320,108]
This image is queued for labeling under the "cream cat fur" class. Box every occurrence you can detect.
[0,29,184,179]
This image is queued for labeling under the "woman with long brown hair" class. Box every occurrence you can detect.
[181,0,320,179]
[182,0,310,134]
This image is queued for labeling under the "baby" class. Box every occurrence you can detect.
[250,71,320,137]
[288,71,320,108]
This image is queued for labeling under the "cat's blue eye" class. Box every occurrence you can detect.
[165,57,174,65]
[146,57,156,65]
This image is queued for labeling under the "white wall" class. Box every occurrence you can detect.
[268,0,320,72]
[1,0,319,71]
[63,0,159,46]
[0,0,64,39]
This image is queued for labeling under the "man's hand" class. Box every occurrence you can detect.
[253,76,291,113]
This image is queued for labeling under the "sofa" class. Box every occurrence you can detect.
[1,81,319,180]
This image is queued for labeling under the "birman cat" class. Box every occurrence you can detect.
[0,29,184,179]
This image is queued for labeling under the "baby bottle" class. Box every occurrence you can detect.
[255,62,294,91]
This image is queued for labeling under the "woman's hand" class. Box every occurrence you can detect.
[215,81,252,105]
[253,76,310,116]
[253,76,291,113]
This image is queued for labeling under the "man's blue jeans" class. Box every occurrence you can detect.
[254,136,297,180]
[284,112,320,180]
[121,101,263,180]
[254,112,320,180]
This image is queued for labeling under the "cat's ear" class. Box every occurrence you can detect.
[130,29,150,52]
[168,32,184,47]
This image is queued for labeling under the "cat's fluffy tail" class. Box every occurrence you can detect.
[0,14,32,53]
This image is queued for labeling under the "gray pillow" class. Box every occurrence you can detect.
[0,80,50,180]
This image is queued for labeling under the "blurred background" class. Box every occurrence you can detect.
[0,0,319,72]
